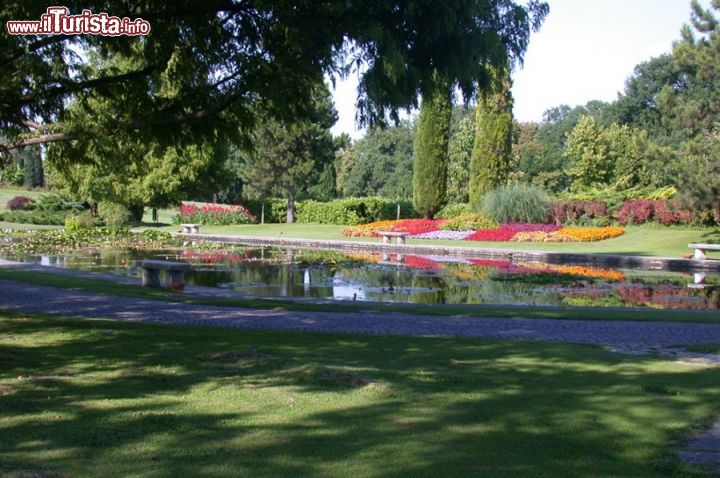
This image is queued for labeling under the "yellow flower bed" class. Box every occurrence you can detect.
[512,226,625,242]
[341,220,399,237]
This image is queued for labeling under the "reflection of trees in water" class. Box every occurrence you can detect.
[23,246,720,308]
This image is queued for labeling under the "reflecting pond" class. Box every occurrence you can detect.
[6,246,720,310]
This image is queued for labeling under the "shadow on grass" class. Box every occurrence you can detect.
[0,312,718,477]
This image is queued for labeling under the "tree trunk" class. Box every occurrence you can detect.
[713,200,720,225]
[286,186,296,223]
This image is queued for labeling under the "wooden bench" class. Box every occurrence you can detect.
[139,260,191,289]
[688,243,720,260]
[181,223,201,234]
[378,231,407,244]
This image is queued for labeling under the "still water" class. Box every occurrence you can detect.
[8,246,720,310]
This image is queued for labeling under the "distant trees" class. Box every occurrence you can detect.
[338,124,414,199]
[234,87,338,223]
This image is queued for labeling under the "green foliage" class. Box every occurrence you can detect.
[436,203,474,219]
[470,64,514,207]
[413,79,452,218]
[33,194,85,213]
[340,123,414,199]
[564,116,614,189]
[677,127,720,223]
[2,1,548,157]
[441,213,498,231]
[98,202,133,231]
[560,185,678,210]
[2,209,70,225]
[481,184,551,223]
[138,229,173,242]
[64,212,96,232]
[447,116,475,203]
[244,199,291,224]
[235,85,338,223]
[0,163,24,186]
[295,197,414,225]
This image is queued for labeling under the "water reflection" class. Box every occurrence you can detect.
[5,246,720,310]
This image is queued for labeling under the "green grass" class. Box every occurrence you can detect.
[0,311,718,477]
[1,267,719,324]
[137,213,720,259]
[0,186,47,206]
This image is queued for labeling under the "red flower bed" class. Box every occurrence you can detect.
[391,219,446,235]
[176,202,256,225]
[465,223,561,242]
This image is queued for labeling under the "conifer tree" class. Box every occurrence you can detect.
[469,64,514,208]
[412,77,452,218]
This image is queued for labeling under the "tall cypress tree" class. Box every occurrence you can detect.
[469,64,513,208]
[413,77,452,218]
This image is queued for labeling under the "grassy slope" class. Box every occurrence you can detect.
[1,267,719,323]
[1,311,718,477]
[0,186,47,206]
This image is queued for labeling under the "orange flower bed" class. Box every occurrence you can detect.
[342,220,399,237]
[556,226,625,242]
[511,226,625,242]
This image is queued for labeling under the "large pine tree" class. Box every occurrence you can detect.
[469,64,514,208]
[413,77,451,218]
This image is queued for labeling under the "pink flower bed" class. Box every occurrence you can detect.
[465,223,561,242]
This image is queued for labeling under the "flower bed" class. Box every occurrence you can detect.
[465,223,561,242]
[413,230,474,240]
[175,202,256,226]
[511,226,625,242]
[343,219,625,243]
[341,220,399,237]
[342,219,445,237]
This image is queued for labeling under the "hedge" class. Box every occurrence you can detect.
[246,197,416,225]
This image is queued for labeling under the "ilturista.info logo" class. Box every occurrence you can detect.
[6,6,151,36]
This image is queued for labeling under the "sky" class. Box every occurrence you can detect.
[330,0,706,139]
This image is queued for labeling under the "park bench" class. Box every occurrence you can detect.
[688,243,720,260]
[378,231,407,244]
[181,223,201,234]
[139,260,191,289]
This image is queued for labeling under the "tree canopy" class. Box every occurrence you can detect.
[1,1,549,155]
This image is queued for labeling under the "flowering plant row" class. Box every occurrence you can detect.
[341,219,446,237]
[174,202,257,226]
[343,219,625,243]
[511,226,625,242]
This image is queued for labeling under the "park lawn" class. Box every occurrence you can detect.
[1,267,720,324]
[137,212,720,258]
[0,312,718,477]
[0,186,47,206]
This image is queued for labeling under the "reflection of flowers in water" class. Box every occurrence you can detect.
[616,282,717,309]
[403,255,442,270]
[514,262,625,281]
[180,250,251,264]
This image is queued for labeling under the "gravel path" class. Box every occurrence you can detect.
[2,278,720,351]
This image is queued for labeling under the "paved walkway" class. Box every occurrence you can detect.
[2,278,720,353]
